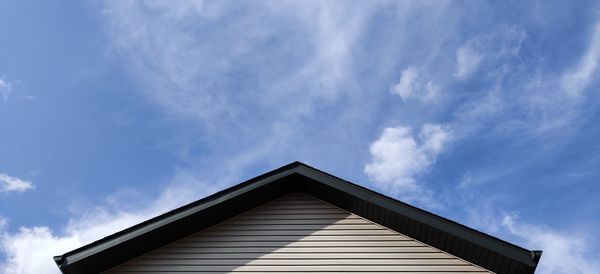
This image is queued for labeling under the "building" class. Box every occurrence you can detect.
[53,162,542,273]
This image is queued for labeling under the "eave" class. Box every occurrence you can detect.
[54,161,541,274]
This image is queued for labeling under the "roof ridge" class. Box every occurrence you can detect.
[55,161,542,274]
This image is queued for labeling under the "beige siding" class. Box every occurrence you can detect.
[105,192,493,273]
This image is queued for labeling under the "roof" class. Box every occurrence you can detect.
[54,161,542,274]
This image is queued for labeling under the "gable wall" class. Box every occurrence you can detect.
[104,192,493,273]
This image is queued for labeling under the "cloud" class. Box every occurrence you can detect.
[0,177,218,274]
[1,223,91,274]
[364,124,452,203]
[0,78,13,101]
[5,2,593,272]
[561,21,600,96]
[390,66,440,102]
[0,212,146,274]
[454,45,484,80]
[457,172,481,188]
[0,174,34,193]
[101,1,381,171]
[502,214,600,274]
[453,26,526,81]
[104,1,373,127]
[447,25,600,137]
[464,205,600,274]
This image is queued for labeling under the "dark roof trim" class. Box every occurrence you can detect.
[54,162,299,270]
[55,161,541,274]
[296,166,538,266]
[293,165,542,273]
[58,168,291,264]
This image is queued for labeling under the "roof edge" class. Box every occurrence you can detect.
[292,163,541,268]
[54,161,304,267]
[54,161,542,274]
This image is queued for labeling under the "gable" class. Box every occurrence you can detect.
[105,192,492,273]
[54,162,541,274]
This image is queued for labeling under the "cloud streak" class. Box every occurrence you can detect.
[104,1,372,126]
[454,45,484,80]
[2,2,598,273]
[561,21,600,96]
[0,174,34,194]
[0,79,13,101]
[502,214,600,274]
[0,178,218,274]
[101,0,381,174]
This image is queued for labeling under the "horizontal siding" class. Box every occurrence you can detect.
[129,259,472,265]
[104,272,490,274]
[113,265,489,271]
[170,241,424,247]
[105,192,493,273]
[224,218,367,225]
[141,253,457,260]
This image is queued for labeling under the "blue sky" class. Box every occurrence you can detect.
[1,1,599,273]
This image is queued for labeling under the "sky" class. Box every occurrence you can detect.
[0,1,599,273]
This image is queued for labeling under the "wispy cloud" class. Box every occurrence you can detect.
[104,1,372,126]
[0,173,34,194]
[0,176,218,274]
[561,21,600,96]
[2,2,595,274]
[454,45,484,80]
[0,78,13,102]
[457,172,484,189]
[102,1,379,172]
[364,124,452,205]
[448,24,597,138]
[502,213,600,274]
[463,203,600,274]
[390,66,441,102]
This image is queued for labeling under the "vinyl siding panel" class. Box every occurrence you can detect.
[104,192,493,273]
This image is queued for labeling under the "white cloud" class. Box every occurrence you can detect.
[0,211,147,274]
[102,1,379,169]
[458,172,478,188]
[390,66,440,102]
[453,27,526,81]
[287,2,371,90]
[456,162,525,189]
[1,224,93,274]
[0,175,219,274]
[364,124,452,203]
[0,79,13,101]
[0,174,34,193]
[104,1,373,127]
[502,214,600,274]
[561,21,600,96]
[454,45,484,80]
[465,207,600,274]
[447,25,600,138]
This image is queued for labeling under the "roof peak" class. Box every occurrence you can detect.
[55,161,541,274]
